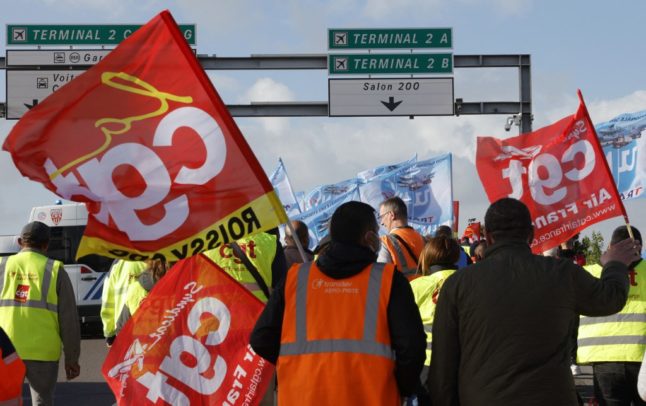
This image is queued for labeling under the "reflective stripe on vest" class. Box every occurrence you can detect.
[280,262,395,359]
[577,261,646,363]
[424,323,432,350]
[579,313,646,326]
[0,258,57,313]
[386,234,417,277]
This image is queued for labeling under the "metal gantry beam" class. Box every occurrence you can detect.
[1,54,531,131]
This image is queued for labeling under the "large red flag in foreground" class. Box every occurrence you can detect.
[2,11,287,261]
[102,254,274,405]
[476,91,627,253]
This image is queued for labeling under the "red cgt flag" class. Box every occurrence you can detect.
[476,91,627,253]
[2,11,287,262]
[102,254,274,405]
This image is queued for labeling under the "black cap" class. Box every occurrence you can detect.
[20,221,51,245]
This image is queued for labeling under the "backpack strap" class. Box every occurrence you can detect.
[231,242,271,300]
[386,234,418,277]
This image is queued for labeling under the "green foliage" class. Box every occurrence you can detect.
[580,231,605,265]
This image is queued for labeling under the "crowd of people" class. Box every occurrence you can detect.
[0,196,644,405]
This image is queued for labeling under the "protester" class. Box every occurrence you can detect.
[577,225,645,406]
[411,236,460,383]
[559,234,587,266]
[377,196,426,279]
[435,225,473,268]
[100,259,147,346]
[0,327,25,404]
[470,240,487,263]
[0,221,81,405]
[428,198,640,405]
[250,201,427,405]
[115,259,170,334]
[283,220,314,268]
[202,230,287,302]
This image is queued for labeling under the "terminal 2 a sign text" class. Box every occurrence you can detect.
[328,28,452,49]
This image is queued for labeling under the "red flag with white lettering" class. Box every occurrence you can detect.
[101,254,274,405]
[476,91,627,253]
[2,11,287,262]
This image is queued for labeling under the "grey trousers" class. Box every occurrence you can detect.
[23,360,58,406]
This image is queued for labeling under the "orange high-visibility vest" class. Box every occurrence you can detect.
[381,227,425,279]
[277,262,400,405]
[0,327,25,405]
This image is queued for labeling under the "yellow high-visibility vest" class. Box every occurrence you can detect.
[578,261,646,363]
[410,269,456,366]
[202,233,277,302]
[100,260,146,337]
[0,251,62,361]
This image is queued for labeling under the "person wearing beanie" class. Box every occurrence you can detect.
[428,198,640,405]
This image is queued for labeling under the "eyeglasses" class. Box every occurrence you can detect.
[377,211,392,221]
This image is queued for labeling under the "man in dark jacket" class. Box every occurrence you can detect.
[428,198,640,405]
[251,201,427,402]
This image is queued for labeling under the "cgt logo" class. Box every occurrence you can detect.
[44,73,226,242]
[14,284,30,303]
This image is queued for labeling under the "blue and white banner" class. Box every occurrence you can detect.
[596,109,646,200]
[269,158,302,217]
[293,188,361,247]
[357,154,417,182]
[359,153,453,232]
[301,178,361,212]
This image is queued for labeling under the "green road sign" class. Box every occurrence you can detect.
[329,28,452,49]
[328,53,453,75]
[7,24,196,45]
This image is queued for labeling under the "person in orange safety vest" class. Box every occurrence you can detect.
[250,201,427,405]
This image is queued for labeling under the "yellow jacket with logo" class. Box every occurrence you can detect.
[0,251,62,361]
[202,232,277,302]
[578,260,646,363]
[410,268,457,366]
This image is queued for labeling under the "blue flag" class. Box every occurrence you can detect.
[595,110,646,201]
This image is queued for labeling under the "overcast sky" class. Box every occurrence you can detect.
[1,0,645,248]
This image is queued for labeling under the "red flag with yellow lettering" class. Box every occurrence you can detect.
[102,254,274,405]
[2,11,287,261]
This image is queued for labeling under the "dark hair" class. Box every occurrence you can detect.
[484,198,533,242]
[20,221,50,246]
[418,236,460,275]
[380,196,408,220]
[330,201,378,244]
[434,225,454,239]
[286,221,309,246]
[611,225,642,245]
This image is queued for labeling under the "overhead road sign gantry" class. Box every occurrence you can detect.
[329,28,452,49]
[6,24,196,46]
[328,77,454,117]
[329,53,453,75]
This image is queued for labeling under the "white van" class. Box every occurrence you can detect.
[0,235,20,257]
[28,203,113,326]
